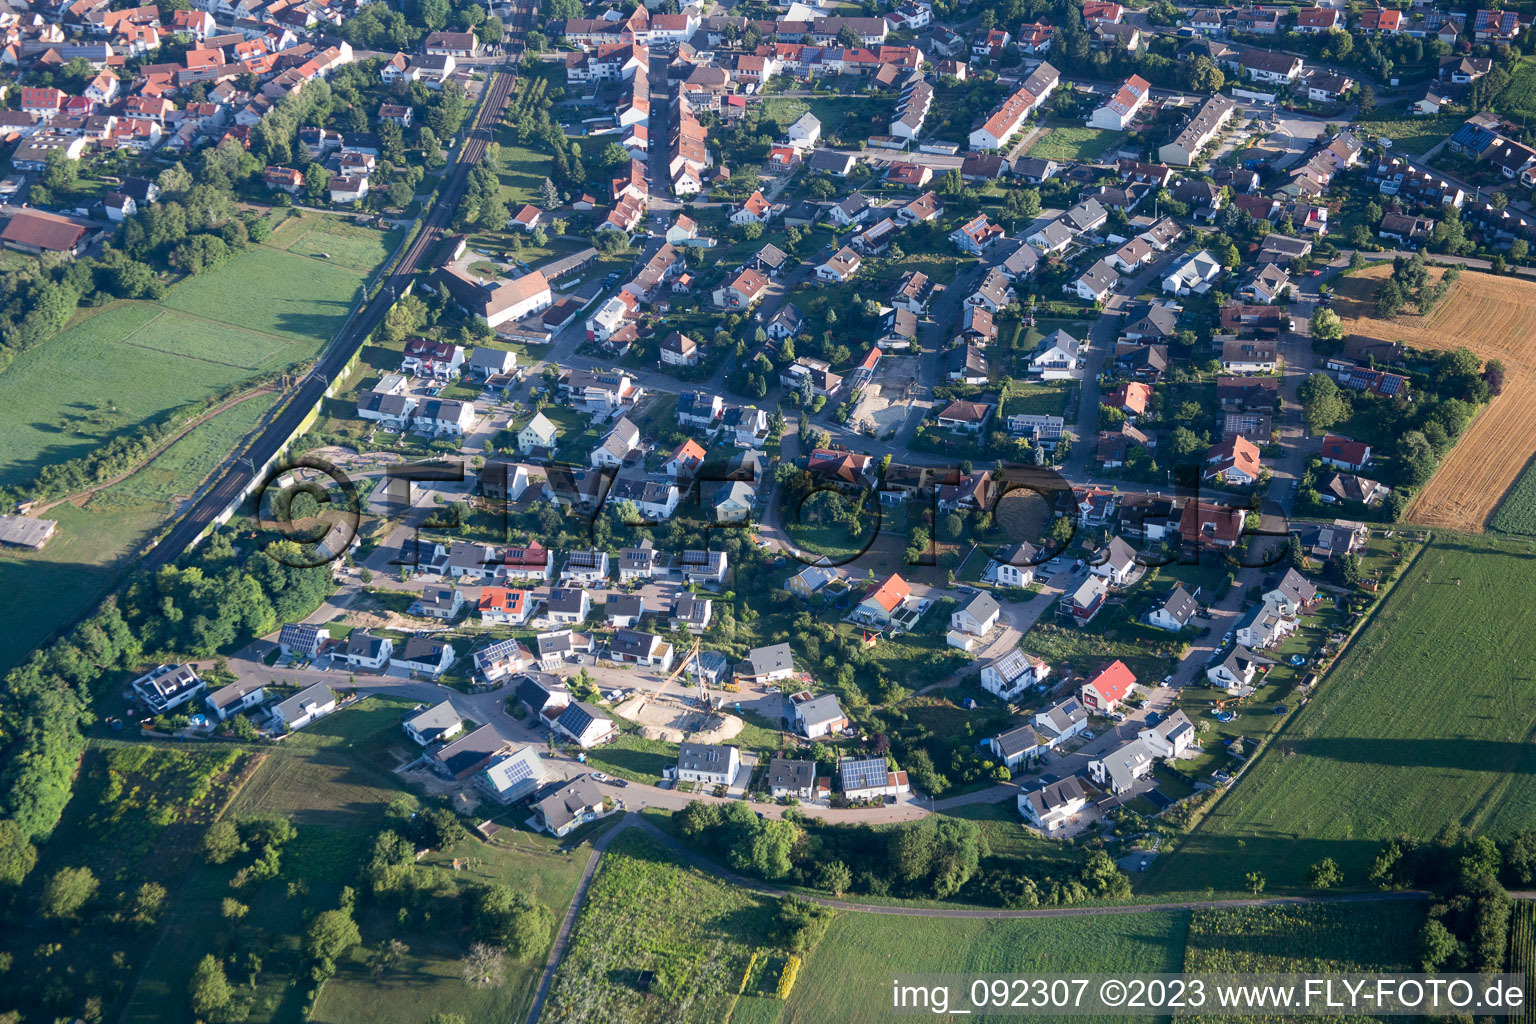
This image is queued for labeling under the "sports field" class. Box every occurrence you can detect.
[1147,534,1536,894]
[1335,265,1536,531]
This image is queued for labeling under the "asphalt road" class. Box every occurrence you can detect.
[140,64,522,574]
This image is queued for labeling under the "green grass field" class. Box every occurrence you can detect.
[265,211,400,274]
[1489,454,1536,535]
[161,245,371,343]
[0,391,281,672]
[787,909,1189,1024]
[542,830,783,1024]
[1147,534,1536,894]
[1026,122,1121,163]
[1357,114,1459,157]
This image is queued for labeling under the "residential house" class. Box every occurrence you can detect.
[1080,659,1135,712]
[272,682,339,732]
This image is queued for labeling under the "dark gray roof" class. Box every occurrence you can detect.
[1023,775,1086,818]
[992,722,1042,758]
[744,642,793,676]
[1159,585,1199,625]
[606,594,647,619]
[677,742,737,773]
[537,776,603,831]
[767,757,815,791]
[556,700,609,737]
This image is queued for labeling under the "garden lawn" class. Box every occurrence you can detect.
[787,908,1189,1024]
[264,210,400,274]
[1357,114,1460,157]
[1147,534,1536,895]
[1025,122,1121,163]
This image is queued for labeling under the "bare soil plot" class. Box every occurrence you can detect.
[1334,265,1536,530]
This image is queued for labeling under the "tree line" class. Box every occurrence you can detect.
[0,535,333,848]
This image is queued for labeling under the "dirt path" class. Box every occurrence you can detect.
[34,385,278,514]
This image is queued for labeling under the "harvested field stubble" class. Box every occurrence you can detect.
[1334,265,1536,531]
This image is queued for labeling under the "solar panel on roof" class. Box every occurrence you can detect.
[840,757,888,791]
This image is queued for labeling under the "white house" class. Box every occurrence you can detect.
[790,692,849,739]
[979,648,1050,701]
[337,631,392,670]
[391,637,455,678]
[1162,249,1223,295]
[1034,697,1089,749]
[1207,644,1275,695]
[676,742,740,786]
[1088,737,1155,794]
[272,683,339,732]
[1017,776,1088,832]
[1138,709,1196,759]
[1029,329,1081,379]
[404,701,464,746]
[950,591,1000,636]
[553,701,617,748]
[1089,535,1138,586]
[517,411,559,454]
[1148,585,1199,631]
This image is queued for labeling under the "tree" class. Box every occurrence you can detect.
[1357,83,1376,116]
[306,907,362,966]
[1298,373,1348,435]
[41,147,78,192]
[41,865,98,919]
[1245,871,1266,895]
[190,955,235,1020]
[128,881,167,926]
[461,942,507,988]
[815,859,852,896]
[476,884,551,959]
[221,898,249,920]
[0,820,37,889]
[1308,858,1343,889]
[1310,307,1343,342]
[1417,918,1458,972]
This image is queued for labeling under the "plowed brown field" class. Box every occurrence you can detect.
[1334,265,1536,531]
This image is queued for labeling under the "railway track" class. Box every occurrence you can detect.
[140,64,520,573]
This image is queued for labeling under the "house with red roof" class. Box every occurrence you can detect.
[1319,434,1371,471]
[1080,659,1136,712]
[1203,435,1263,486]
[854,573,913,627]
[1179,501,1246,550]
[807,448,876,488]
[663,439,707,479]
[1106,381,1151,417]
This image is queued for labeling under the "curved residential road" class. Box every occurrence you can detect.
[139,67,520,574]
[523,814,1436,1022]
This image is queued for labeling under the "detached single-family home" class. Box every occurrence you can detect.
[535,777,605,836]
[391,637,455,678]
[553,701,617,748]
[766,758,817,799]
[676,742,741,786]
[1263,567,1317,617]
[852,573,912,626]
[790,692,849,739]
[272,682,339,732]
[1148,584,1199,632]
[838,756,911,800]
[1089,737,1155,794]
[1234,603,1297,649]
[404,701,464,746]
[337,631,393,671]
[1319,434,1371,471]
[737,643,795,685]
[980,648,1050,701]
[1080,659,1135,712]
[1208,644,1277,694]
[480,746,553,804]
[1018,776,1088,832]
[950,592,1001,636]
[1139,709,1196,759]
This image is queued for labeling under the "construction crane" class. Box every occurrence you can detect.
[654,636,703,705]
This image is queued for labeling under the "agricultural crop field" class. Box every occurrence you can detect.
[1509,901,1536,1024]
[1334,266,1536,531]
[542,830,785,1024]
[1489,455,1536,536]
[1147,534,1536,894]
